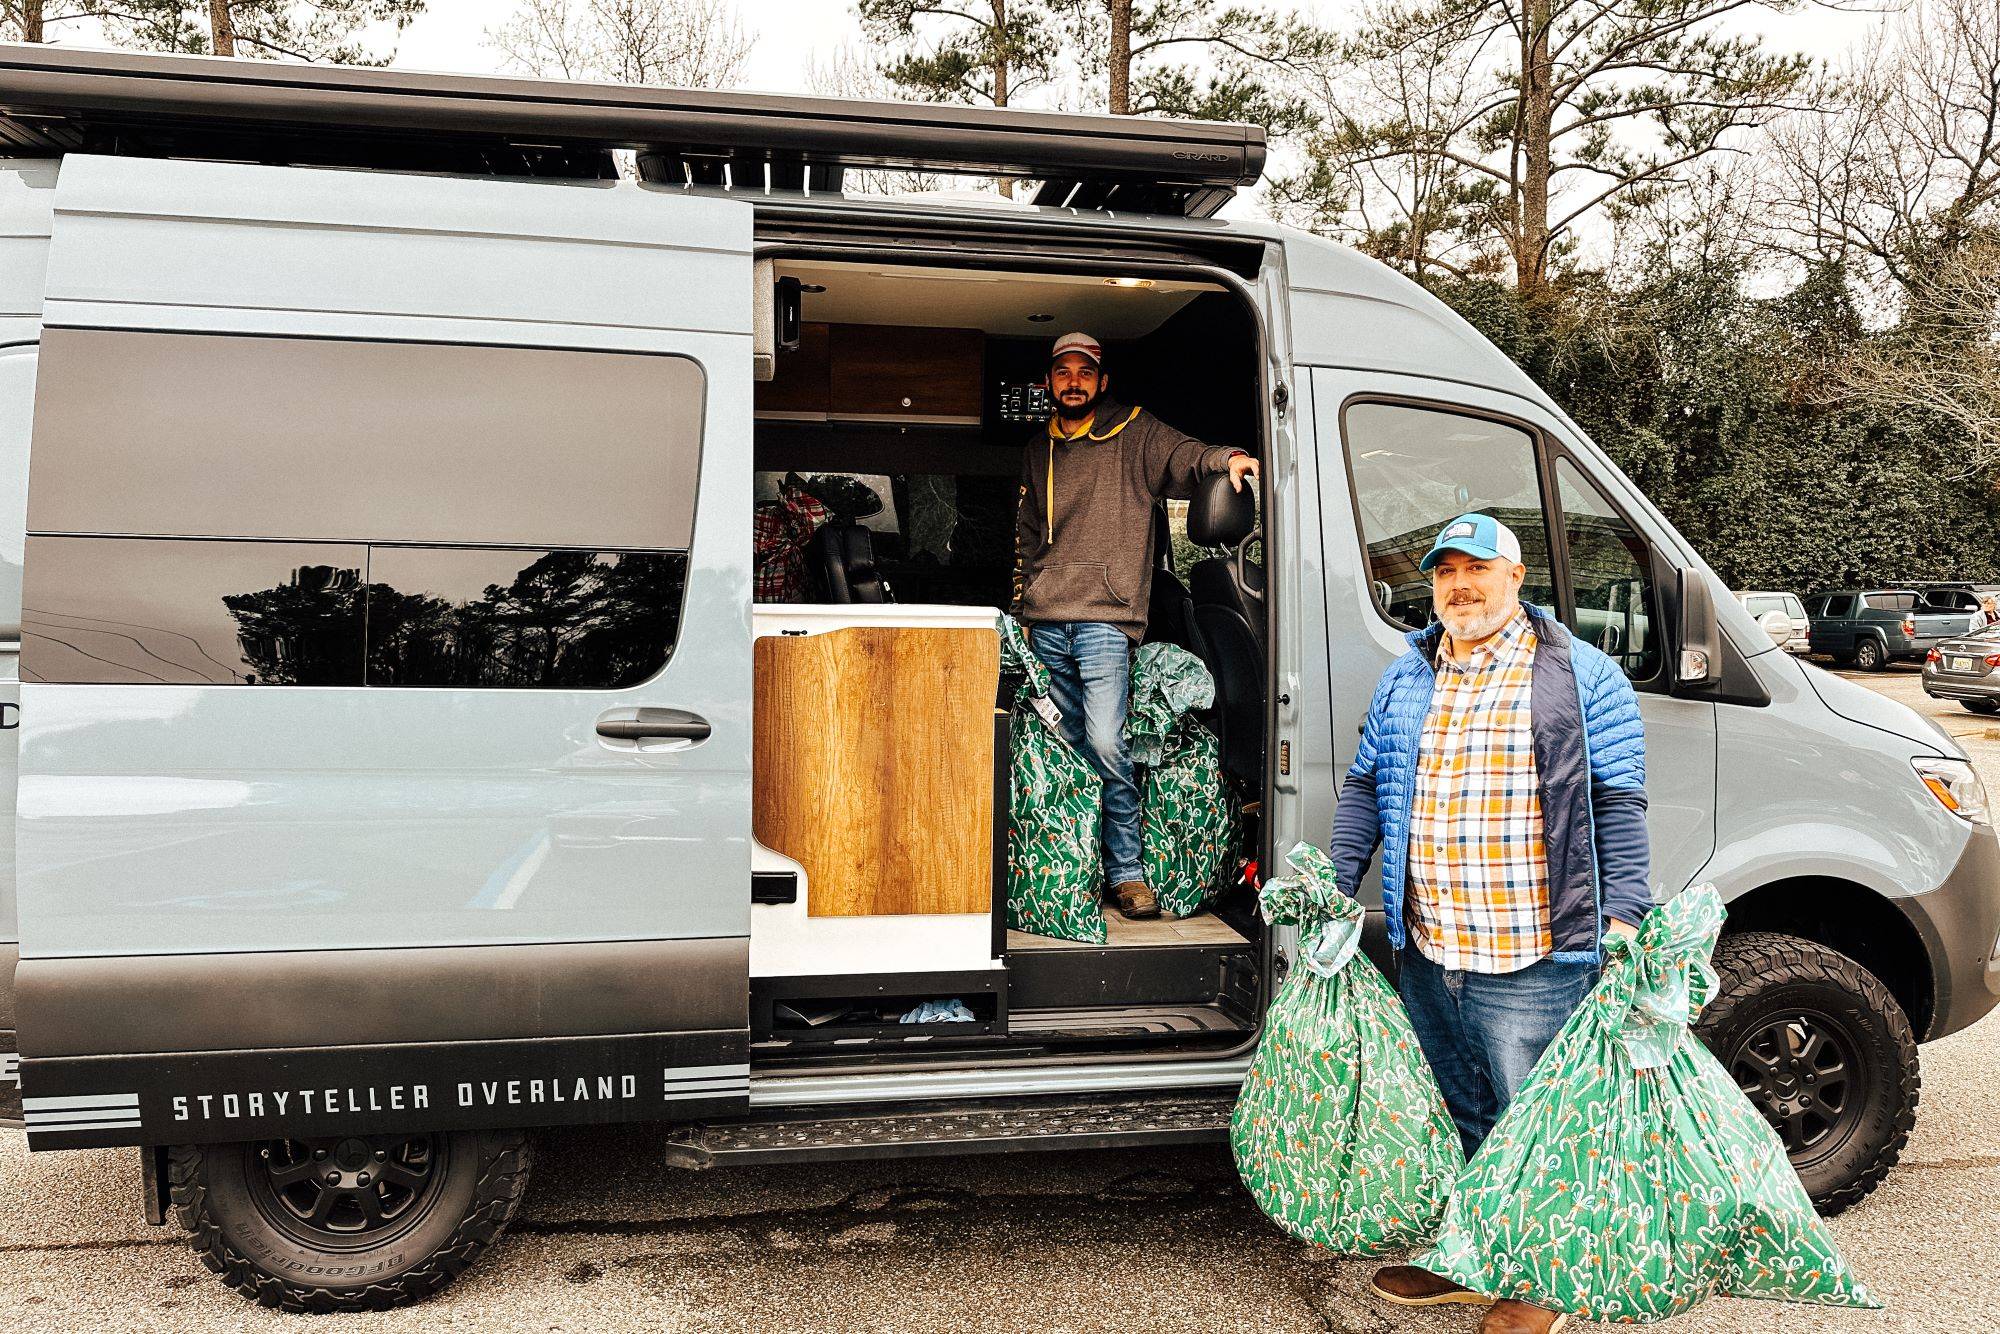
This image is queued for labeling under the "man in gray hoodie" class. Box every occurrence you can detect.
[1012,331,1258,919]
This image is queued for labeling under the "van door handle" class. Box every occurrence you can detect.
[596,708,711,743]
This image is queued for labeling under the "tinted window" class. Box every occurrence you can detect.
[1344,403,1553,627]
[1825,594,1856,617]
[22,537,365,685]
[25,331,703,689]
[366,547,687,688]
[1869,592,1917,611]
[29,328,704,549]
[1555,458,1659,682]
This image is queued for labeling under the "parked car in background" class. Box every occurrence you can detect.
[1914,584,2000,631]
[1806,589,1968,670]
[1736,590,1811,654]
[1923,626,2000,712]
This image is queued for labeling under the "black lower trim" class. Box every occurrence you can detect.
[22,1030,748,1151]
[17,937,746,1057]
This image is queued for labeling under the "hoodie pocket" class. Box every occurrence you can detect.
[1026,562,1129,610]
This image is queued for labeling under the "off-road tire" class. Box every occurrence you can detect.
[1695,932,1918,1216]
[170,1130,534,1312]
[1851,636,1884,671]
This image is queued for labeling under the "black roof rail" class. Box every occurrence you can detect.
[0,43,1264,217]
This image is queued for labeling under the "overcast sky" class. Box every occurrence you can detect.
[385,1,1880,95]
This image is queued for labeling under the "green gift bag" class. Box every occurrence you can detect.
[1230,842,1464,1253]
[1125,643,1234,918]
[999,615,1107,944]
[1415,884,1879,1322]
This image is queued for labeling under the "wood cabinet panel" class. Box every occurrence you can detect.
[754,625,998,917]
[828,324,984,421]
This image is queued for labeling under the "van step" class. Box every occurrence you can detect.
[661,1090,1237,1168]
[1007,1004,1248,1040]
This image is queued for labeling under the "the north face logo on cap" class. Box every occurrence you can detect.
[1446,521,1477,539]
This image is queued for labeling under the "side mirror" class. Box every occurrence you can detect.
[1675,568,1721,688]
[1756,609,1791,648]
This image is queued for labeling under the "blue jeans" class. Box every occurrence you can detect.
[1397,948,1599,1159]
[1026,622,1142,886]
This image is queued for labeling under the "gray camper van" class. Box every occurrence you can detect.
[0,44,1995,1313]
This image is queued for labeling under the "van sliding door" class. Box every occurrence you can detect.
[14,156,754,1148]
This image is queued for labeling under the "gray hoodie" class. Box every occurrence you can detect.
[1011,398,1240,642]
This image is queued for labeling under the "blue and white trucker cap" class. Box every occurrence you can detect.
[1418,512,1523,572]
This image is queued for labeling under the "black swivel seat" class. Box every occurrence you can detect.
[810,521,890,603]
[1186,472,1265,784]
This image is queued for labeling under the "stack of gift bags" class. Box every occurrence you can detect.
[1232,842,1880,1321]
[997,614,1107,944]
[1000,620,1237,943]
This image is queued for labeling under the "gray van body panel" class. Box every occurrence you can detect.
[0,162,38,1119]
[8,155,758,1147]
[19,155,754,958]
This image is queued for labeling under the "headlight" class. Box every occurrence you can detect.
[1913,756,1990,824]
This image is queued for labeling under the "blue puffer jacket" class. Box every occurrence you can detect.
[1328,604,1651,964]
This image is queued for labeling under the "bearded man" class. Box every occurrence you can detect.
[1327,513,1652,1334]
[1011,330,1257,920]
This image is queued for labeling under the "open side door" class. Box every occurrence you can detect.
[16,155,754,1148]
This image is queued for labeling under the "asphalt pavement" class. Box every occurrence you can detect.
[2,662,1996,1332]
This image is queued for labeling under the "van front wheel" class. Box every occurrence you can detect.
[169,1129,534,1312]
[1695,932,1918,1216]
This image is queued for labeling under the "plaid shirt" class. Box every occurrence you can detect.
[1405,607,1552,973]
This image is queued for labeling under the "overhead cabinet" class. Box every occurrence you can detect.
[757,322,984,425]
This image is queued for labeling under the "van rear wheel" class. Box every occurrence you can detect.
[1695,932,1918,1216]
[169,1129,533,1312]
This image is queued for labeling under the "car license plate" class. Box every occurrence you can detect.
[1950,655,1976,673]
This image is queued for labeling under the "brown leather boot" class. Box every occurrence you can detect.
[1367,1265,1491,1306]
[1109,880,1160,919]
[1479,1299,1569,1333]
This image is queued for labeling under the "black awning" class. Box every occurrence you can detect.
[0,44,1263,215]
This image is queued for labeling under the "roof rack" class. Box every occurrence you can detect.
[0,44,1264,218]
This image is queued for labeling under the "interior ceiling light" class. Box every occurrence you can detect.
[1103,277,1156,289]
[799,283,826,293]
[1027,313,1054,322]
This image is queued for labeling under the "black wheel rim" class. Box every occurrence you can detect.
[248,1133,447,1250]
[1728,1008,1870,1171]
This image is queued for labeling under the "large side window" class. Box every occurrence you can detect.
[1343,402,1554,627]
[23,330,703,688]
[1554,456,1660,682]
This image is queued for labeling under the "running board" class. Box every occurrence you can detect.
[661,1090,1236,1169]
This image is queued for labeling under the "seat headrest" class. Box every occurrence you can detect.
[1187,470,1256,547]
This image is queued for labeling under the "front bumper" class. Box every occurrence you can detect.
[1898,822,2000,1040]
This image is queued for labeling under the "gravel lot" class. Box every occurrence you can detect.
[3,663,1996,1333]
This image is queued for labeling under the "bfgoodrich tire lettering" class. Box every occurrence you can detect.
[170,1129,533,1312]
[1695,931,1919,1216]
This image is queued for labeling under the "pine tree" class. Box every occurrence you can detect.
[1283,0,1810,295]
